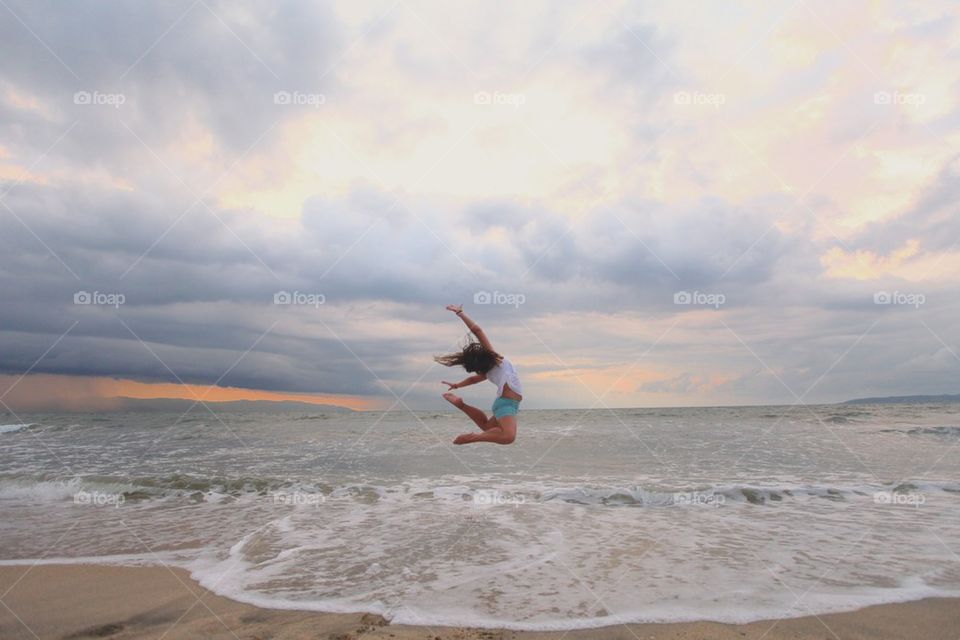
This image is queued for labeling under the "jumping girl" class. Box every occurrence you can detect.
[435,304,522,445]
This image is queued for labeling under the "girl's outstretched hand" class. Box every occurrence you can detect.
[445,304,463,314]
[442,381,458,390]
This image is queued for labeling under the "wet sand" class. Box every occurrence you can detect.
[0,564,956,639]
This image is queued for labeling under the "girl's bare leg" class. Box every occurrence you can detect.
[453,416,517,445]
[442,393,492,430]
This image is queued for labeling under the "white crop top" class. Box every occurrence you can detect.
[486,356,523,397]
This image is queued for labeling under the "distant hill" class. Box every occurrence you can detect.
[104,397,354,413]
[843,394,960,405]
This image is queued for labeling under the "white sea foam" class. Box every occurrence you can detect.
[182,540,959,629]
[169,477,960,629]
[1,542,956,631]
[0,423,33,434]
[0,550,193,568]
[0,477,140,501]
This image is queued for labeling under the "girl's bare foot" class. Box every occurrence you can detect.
[453,433,476,445]
[442,392,464,408]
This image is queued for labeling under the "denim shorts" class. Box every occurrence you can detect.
[492,396,520,418]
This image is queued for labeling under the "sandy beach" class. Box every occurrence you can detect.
[0,564,956,640]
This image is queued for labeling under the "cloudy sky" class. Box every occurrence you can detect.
[1,0,958,412]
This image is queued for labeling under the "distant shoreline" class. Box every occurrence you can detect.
[842,393,960,405]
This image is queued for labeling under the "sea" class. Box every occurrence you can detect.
[1,403,959,630]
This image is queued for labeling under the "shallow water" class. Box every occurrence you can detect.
[1,403,959,629]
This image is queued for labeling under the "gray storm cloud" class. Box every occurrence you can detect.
[1,1,957,409]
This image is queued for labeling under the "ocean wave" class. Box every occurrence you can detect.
[2,474,957,507]
[535,481,960,506]
[0,423,36,434]
[878,426,960,438]
[0,474,321,503]
[825,415,851,423]
[0,421,84,434]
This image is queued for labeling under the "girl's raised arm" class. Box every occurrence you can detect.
[446,304,495,353]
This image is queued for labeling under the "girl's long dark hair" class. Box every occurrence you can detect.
[434,338,501,374]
